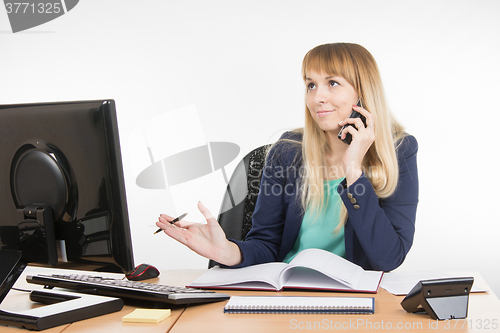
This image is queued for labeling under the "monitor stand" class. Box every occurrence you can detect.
[0,249,124,331]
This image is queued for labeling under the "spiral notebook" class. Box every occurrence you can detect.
[223,296,375,314]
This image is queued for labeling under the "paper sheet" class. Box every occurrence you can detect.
[380,271,487,295]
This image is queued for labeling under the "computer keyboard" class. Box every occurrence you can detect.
[26,273,230,305]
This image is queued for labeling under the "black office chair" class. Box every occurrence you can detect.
[208,144,271,268]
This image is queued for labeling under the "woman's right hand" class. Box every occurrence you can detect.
[156,201,243,266]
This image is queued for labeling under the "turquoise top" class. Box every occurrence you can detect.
[283,178,346,263]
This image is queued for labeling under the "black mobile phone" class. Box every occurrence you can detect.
[337,101,366,145]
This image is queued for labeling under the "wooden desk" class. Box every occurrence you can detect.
[1,268,499,332]
[170,271,500,333]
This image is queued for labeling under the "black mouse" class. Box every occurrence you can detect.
[126,264,160,281]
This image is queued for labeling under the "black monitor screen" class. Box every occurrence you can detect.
[0,100,135,274]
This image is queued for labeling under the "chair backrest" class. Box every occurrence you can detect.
[208,144,271,268]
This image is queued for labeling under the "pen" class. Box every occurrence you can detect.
[154,213,188,234]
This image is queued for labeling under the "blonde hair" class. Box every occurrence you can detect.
[295,43,406,232]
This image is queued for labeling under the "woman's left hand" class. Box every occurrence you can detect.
[338,104,376,186]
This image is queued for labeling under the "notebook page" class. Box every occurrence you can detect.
[287,248,363,288]
[189,262,288,289]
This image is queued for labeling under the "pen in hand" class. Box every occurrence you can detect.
[154,213,188,234]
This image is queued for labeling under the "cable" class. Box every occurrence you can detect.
[11,287,32,293]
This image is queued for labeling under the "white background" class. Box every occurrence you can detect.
[1,0,499,296]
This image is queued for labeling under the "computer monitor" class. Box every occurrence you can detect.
[0,99,135,275]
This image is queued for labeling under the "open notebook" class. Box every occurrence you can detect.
[190,248,383,293]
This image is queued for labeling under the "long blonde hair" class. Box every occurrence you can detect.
[296,43,406,231]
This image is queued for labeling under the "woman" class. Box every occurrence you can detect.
[156,43,418,272]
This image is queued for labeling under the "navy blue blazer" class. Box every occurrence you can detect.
[231,131,419,272]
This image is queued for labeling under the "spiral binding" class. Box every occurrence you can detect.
[224,298,374,314]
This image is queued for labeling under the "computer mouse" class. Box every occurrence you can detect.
[126,264,160,281]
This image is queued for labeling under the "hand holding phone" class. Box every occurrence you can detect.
[337,102,366,145]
